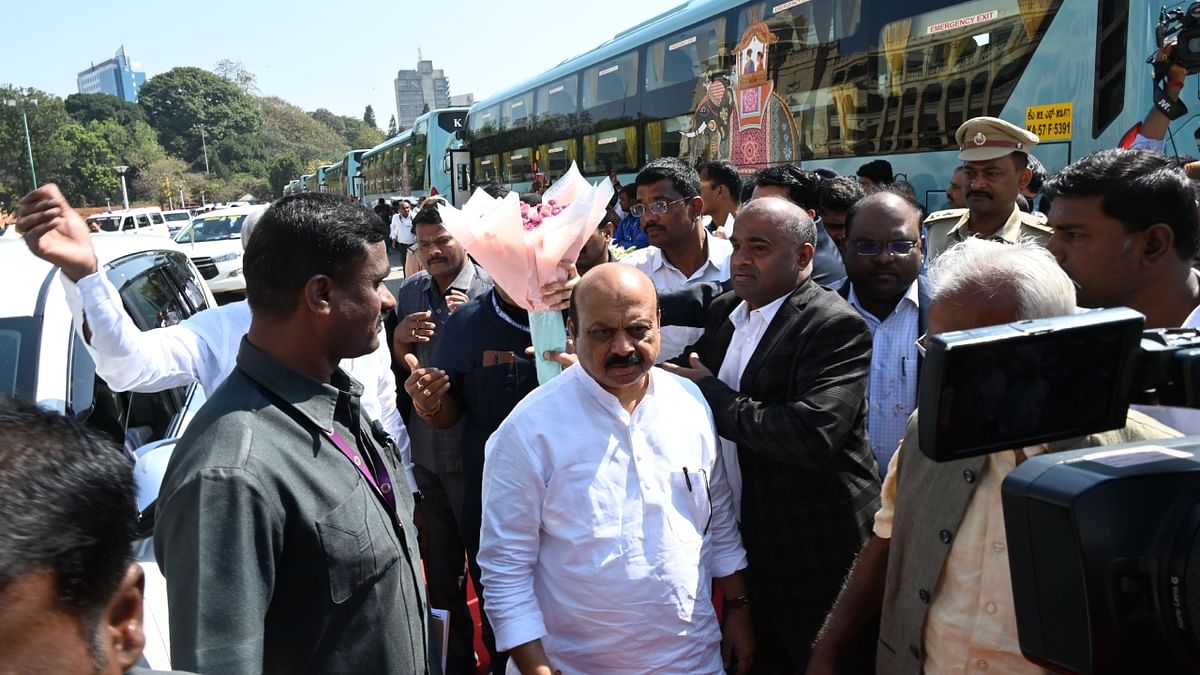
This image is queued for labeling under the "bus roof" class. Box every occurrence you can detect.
[361,107,470,160]
[473,0,726,108]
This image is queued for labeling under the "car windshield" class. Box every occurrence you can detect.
[0,317,38,401]
[164,212,190,222]
[175,214,247,243]
[90,216,124,232]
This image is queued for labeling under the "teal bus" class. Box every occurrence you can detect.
[465,0,1160,210]
[360,108,469,205]
[323,149,370,199]
[298,173,317,193]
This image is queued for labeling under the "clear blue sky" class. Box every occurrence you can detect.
[3,0,683,124]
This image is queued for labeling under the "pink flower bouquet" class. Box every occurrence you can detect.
[438,162,615,383]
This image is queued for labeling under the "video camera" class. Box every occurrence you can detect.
[1153,2,1200,77]
[919,307,1200,673]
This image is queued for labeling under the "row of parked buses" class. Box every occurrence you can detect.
[288,0,1163,212]
[284,108,471,205]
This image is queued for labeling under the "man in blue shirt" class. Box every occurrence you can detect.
[614,184,648,250]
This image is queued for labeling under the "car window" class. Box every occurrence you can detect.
[176,215,247,243]
[0,319,37,400]
[123,216,134,231]
[150,213,165,224]
[136,215,151,229]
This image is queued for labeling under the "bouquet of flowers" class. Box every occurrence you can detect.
[438,162,615,384]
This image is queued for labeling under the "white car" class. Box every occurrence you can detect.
[174,205,266,297]
[162,209,194,235]
[0,233,216,670]
[85,207,171,238]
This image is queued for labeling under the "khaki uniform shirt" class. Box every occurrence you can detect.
[924,205,1051,261]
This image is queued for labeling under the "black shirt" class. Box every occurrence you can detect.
[431,289,538,551]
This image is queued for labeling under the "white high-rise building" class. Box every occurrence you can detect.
[394,58,451,130]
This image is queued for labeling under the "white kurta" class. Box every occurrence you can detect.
[478,365,747,675]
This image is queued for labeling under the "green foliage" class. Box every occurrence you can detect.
[363,105,377,129]
[341,116,384,149]
[258,96,343,166]
[133,157,191,206]
[88,119,167,187]
[213,133,268,177]
[0,87,77,209]
[268,154,303,198]
[138,67,262,164]
[56,123,120,207]
[311,108,345,136]
[65,93,148,126]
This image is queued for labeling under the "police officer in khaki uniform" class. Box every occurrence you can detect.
[924,116,1052,261]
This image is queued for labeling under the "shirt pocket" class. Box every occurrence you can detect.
[316,480,400,604]
[667,469,711,544]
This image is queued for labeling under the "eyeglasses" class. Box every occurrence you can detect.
[914,333,927,357]
[849,240,919,256]
[629,197,688,218]
[408,236,455,254]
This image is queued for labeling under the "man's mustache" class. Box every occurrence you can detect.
[967,191,992,199]
[605,352,644,368]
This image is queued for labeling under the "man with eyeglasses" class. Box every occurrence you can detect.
[834,190,928,477]
[390,201,493,675]
[663,197,879,673]
[622,157,733,363]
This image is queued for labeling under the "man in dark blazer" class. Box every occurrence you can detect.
[665,197,881,673]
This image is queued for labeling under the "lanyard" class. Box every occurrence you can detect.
[491,291,531,334]
[326,428,397,515]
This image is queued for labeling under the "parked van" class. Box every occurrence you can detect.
[174,204,266,296]
[85,207,170,237]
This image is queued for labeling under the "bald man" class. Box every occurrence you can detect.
[665,198,879,673]
[478,264,754,675]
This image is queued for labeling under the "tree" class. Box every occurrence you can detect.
[64,93,147,126]
[387,115,398,139]
[0,87,77,209]
[311,108,345,137]
[213,60,260,95]
[363,105,377,129]
[56,124,119,207]
[268,154,303,197]
[138,67,262,164]
[340,116,385,149]
[212,133,268,178]
[134,158,189,206]
[257,96,343,166]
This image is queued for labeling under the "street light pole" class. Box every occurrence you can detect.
[195,124,210,175]
[4,98,38,190]
[113,165,130,210]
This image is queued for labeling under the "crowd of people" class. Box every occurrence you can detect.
[4,62,1200,675]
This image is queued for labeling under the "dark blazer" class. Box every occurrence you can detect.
[678,279,881,638]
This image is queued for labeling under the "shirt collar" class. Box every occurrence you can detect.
[420,259,477,294]
[650,230,726,275]
[847,279,921,317]
[949,204,1024,243]
[572,356,658,422]
[729,292,790,331]
[235,337,363,433]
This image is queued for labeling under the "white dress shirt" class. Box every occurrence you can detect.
[621,232,732,362]
[62,271,417,490]
[847,281,920,474]
[715,293,789,517]
[390,214,415,246]
[478,365,747,675]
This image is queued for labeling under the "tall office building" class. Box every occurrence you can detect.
[393,59,451,130]
[77,46,146,103]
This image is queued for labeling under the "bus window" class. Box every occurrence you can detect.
[474,155,501,185]
[504,149,535,184]
[582,52,639,109]
[645,18,726,92]
[1094,0,1128,137]
[503,92,535,130]
[470,106,501,140]
[756,0,1062,159]
[537,76,579,125]
[646,115,704,163]
[537,139,578,177]
[582,126,636,174]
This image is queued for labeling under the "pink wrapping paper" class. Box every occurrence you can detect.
[437,162,615,311]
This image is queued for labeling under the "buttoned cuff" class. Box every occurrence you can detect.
[710,551,749,580]
[1129,133,1166,155]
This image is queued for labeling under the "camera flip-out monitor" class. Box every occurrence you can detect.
[917,308,1146,462]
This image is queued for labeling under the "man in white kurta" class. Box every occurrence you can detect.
[477,264,752,675]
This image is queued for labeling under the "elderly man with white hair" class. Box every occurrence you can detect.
[806,238,1181,675]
